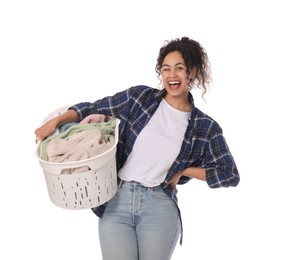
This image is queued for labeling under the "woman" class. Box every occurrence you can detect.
[35,37,240,260]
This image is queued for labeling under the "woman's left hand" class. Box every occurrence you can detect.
[164,172,183,192]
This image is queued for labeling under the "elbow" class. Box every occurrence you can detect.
[225,173,240,187]
[206,167,240,188]
[228,166,240,187]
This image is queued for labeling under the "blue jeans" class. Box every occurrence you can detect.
[98,180,180,260]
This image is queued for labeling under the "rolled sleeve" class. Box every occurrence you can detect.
[205,128,240,188]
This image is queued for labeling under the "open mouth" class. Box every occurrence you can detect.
[168,81,181,89]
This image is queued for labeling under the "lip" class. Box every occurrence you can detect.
[167,81,181,90]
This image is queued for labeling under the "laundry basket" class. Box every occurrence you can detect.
[35,106,119,210]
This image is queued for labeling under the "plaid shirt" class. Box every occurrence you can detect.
[70,85,240,242]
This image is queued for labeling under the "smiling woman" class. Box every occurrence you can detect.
[160,51,194,112]
[156,37,211,98]
[34,36,239,260]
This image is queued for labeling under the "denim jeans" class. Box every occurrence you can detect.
[98,180,180,260]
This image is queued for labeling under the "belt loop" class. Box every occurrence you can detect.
[118,179,124,188]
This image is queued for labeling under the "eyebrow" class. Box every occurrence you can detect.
[161,62,185,67]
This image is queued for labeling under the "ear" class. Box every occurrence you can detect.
[189,67,197,79]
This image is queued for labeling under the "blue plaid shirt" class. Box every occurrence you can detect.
[70,85,240,242]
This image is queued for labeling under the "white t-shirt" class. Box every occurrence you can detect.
[118,98,190,187]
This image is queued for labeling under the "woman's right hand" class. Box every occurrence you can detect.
[34,109,79,143]
[34,117,59,143]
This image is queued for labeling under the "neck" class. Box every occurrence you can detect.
[164,93,191,112]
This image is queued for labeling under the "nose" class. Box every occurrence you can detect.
[169,68,176,78]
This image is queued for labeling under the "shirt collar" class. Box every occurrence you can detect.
[156,88,196,119]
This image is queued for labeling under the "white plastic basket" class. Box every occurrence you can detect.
[35,106,119,210]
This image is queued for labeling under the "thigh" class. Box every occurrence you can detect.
[98,188,139,260]
[99,218,138,260]
[137,189,180,260]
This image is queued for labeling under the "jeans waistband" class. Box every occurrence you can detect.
[118,179,163,191]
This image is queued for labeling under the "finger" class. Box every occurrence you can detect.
[163,181,170,189]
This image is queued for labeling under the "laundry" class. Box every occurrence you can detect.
[39,119,116,174]
[80,114,110,124]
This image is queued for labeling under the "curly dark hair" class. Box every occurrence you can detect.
[155,37,212,96]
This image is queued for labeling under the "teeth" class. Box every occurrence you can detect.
[169,81,180,85]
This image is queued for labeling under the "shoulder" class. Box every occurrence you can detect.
[128,85,160,95]
[127,85,162,101]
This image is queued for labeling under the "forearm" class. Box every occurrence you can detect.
[35,109,78,142]
[164,167,206,190]
[181,167,206,181]
[55,109,79,127]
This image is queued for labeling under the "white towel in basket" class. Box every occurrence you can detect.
[47,129,115,174]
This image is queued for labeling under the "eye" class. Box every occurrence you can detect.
[161,67,170,72]
[175,66,184,71]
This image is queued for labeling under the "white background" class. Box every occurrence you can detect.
[1,0,280,259]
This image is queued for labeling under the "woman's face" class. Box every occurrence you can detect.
[161,51,190,97]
